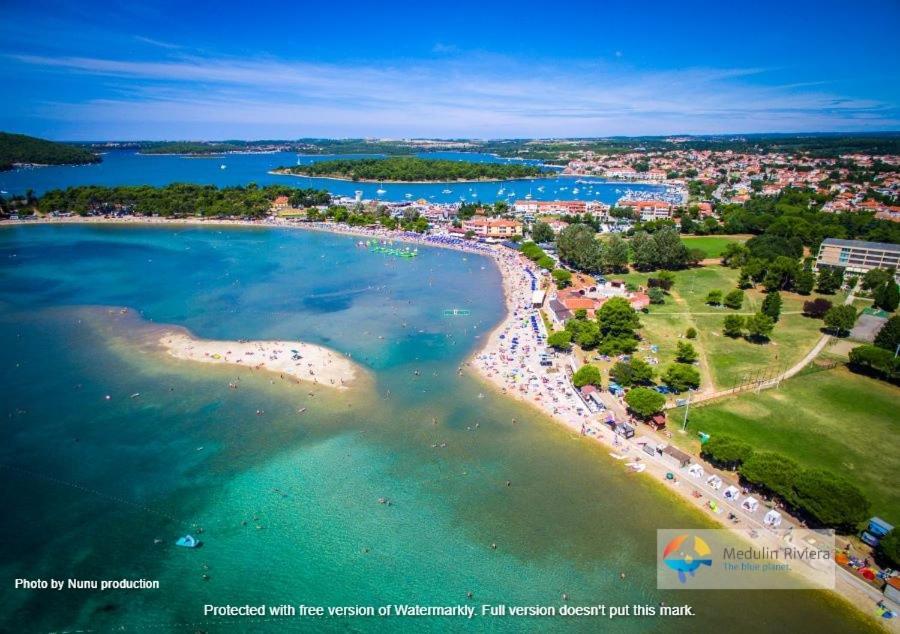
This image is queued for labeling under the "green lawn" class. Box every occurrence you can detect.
[682,234,751,258]
[624,265,845,390]
[667,366,900,523]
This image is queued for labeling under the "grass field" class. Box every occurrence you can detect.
[618,265,845,390]
[682,234,751,258]
[667,366,900,523]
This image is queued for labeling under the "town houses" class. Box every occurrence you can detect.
[618,199,673,221]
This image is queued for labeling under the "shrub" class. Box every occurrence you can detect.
[648,287,666,304]
[685,327,697,339]
[705,290,723,306]
[551,268,572,288]
[537,255,555,270]
[700,436,754,470]
[723,289,744,309]
[572,364,603,388]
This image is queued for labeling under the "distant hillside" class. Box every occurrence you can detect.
[0,132,101,171]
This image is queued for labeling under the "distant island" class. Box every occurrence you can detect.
[138,141,246,155]
[275,157,544,182]
[0,132,101,171]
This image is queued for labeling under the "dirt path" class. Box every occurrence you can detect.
[669,288,717,392]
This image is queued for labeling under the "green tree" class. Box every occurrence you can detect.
[816,266,844,294]
[531,221,554,243]
[723,314,744,337]
[596,297,640,337]
[647,287,665,305]
[874,281,899,312]
[795,265,815,295]
[685,327,697,339]
[745,312,775,341]
[551,268,572,288]
[557,224,603,272]
[700,436,753,470]
[572,364,603,388]
[761,291,782,322]
[721,242,750,268]
[705,290,723,306]
[675,341,698,363]
[624,387,666,418]
[848,345,898,381]
[547,330,572,351]
[862,267,894,291]
[723,289,744,309]
[740,452,801,503]
[537,255,555,270]
[823,305,857,336]
[792,470,870,531]
[802,298,832,318]
[662,363,701,392]
[874,315,900,352]
[878,530,900,568]
[603,235,630,273]
[610,358,655,386]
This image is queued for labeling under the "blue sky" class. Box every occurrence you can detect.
[1,0,898,140]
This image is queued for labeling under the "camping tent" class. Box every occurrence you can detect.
[724,485,740,501]
[764,509,782,527]
[688,464,704,479]
[706,475,723,490]
[741,497,760,513]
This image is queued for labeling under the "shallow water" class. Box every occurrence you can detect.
[0,225,873,632]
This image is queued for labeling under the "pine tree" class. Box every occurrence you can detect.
[761,291,782,322]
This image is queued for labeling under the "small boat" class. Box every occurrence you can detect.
[129,392,140,399]
[442,189,452,194]
[220,164,226,170]
[175,535,201,548]
[376,187,386,195]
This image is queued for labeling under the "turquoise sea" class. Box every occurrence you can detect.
[0,224,873,632]
[0,150,666,203]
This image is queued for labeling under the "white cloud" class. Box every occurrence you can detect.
[7,50,898,139]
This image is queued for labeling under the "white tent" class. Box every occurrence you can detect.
[764,509,783,527]
[688,464,705,479]
[724,485,740,501]
[706,475,723,490]
[741,496,760,513]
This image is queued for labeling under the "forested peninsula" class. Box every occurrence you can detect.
[0,132,101,171]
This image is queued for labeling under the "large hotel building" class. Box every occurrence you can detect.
[815,238,900,280]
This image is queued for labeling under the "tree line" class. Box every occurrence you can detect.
[30,184,331,218]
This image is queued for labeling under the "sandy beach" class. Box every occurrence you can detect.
[159,330,359,390]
